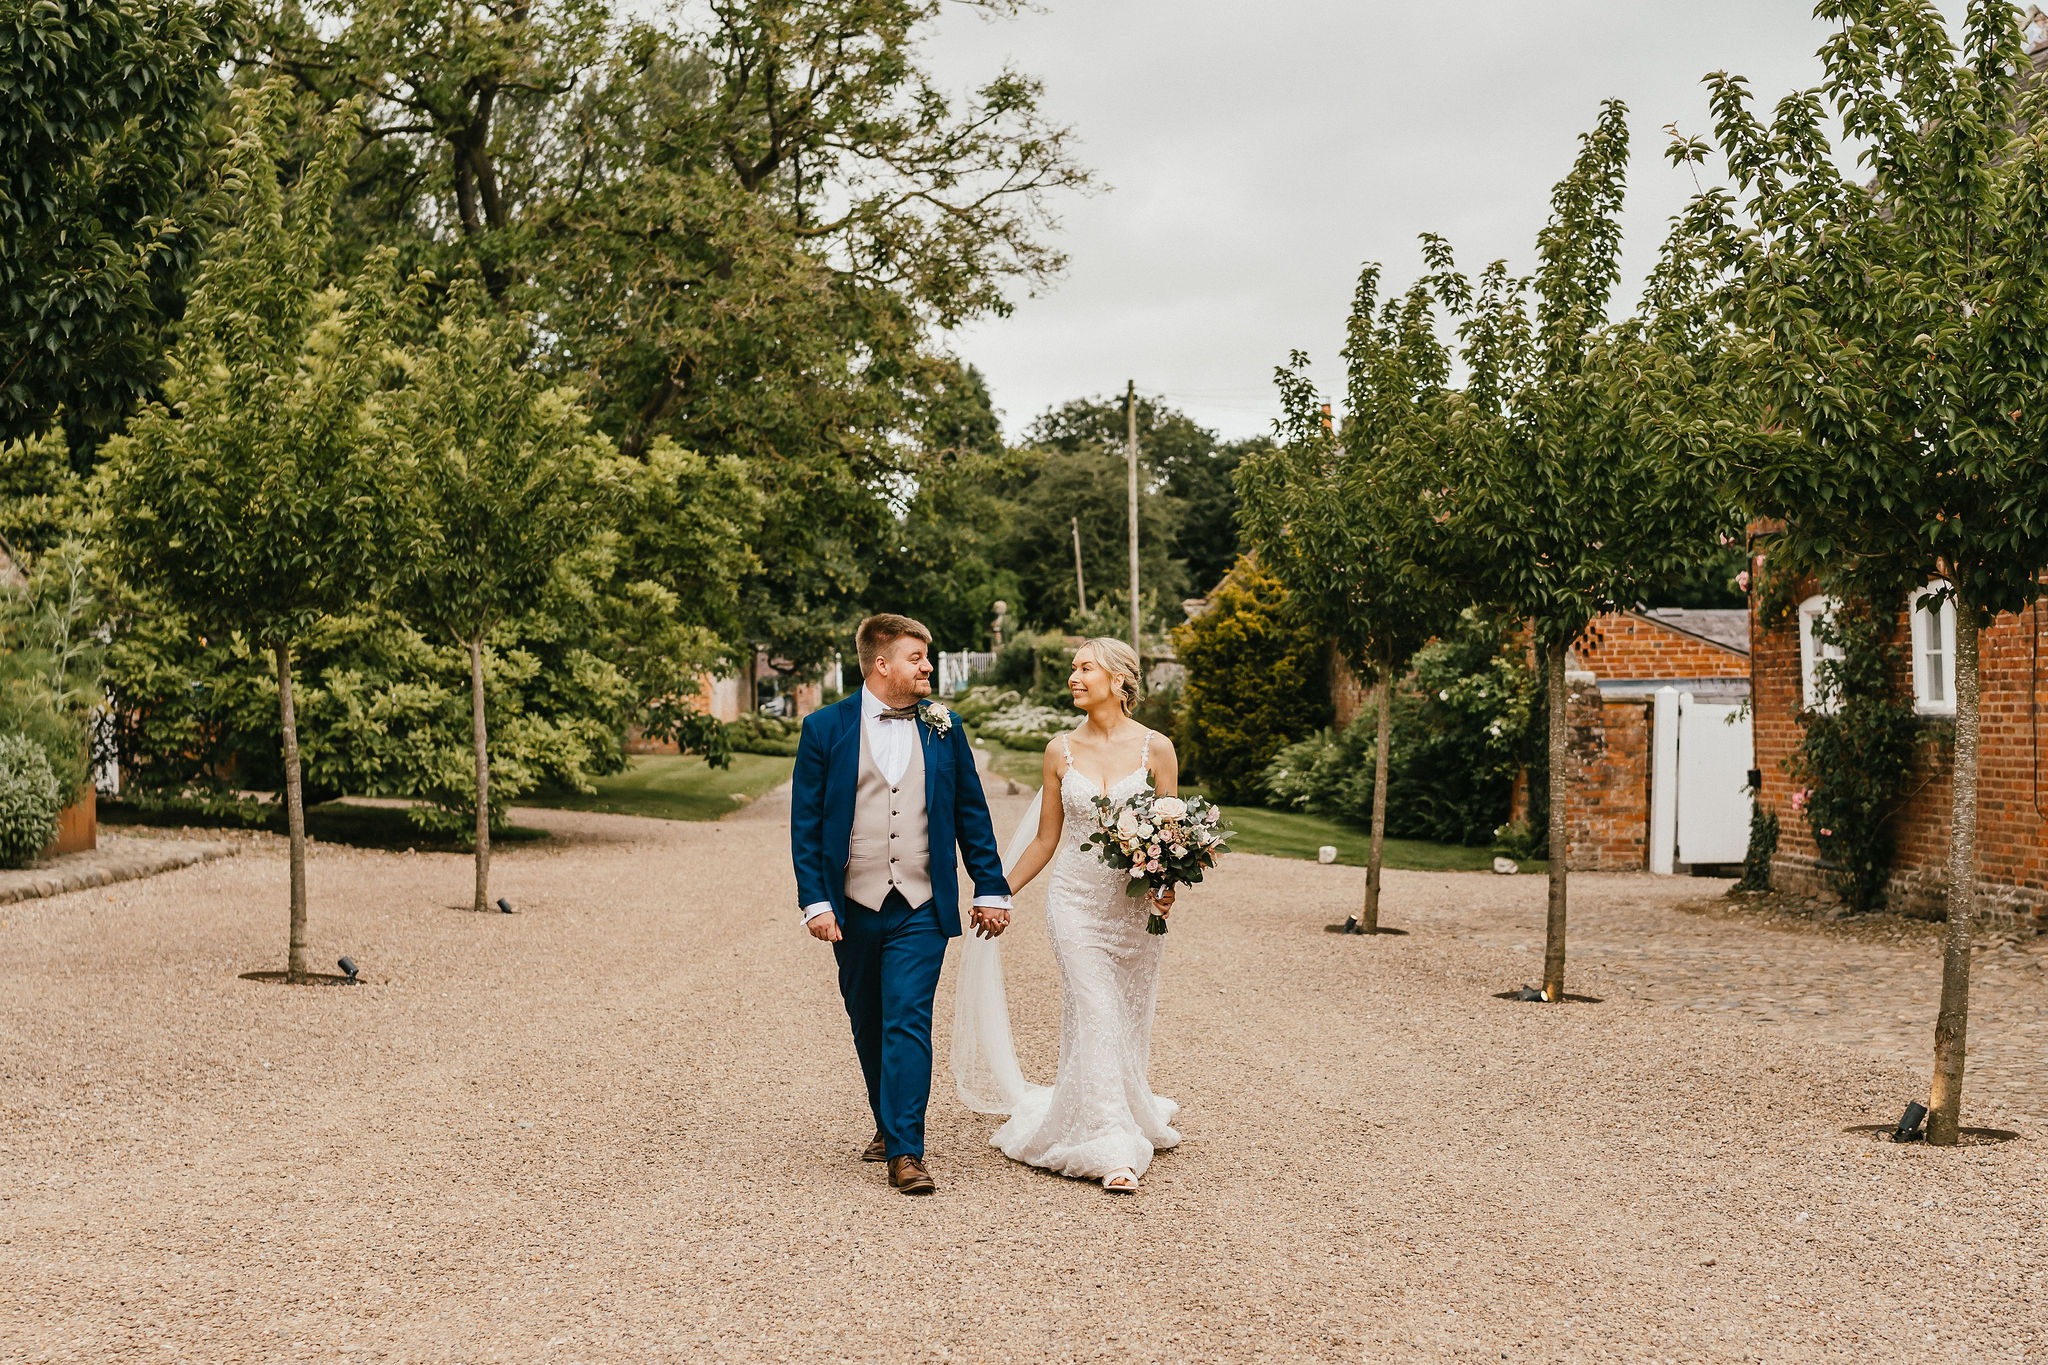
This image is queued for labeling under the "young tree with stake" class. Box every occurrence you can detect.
[1671,0,2048,1144]
[100,90,405,982]
[1239,263,1459,934]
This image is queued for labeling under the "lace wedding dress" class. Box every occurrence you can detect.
[952,732,1181,1180]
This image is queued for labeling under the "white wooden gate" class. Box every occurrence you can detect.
[1648,688,1755,873]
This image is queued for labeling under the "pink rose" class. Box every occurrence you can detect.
[1736,570,1751,591]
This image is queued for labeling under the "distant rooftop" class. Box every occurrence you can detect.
[1635,607,1750,656]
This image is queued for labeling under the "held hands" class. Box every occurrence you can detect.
[971,905,1011,939]
[807,913,843,943]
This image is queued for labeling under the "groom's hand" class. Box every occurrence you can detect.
[807,913,843,942]
[972,906,1010,938]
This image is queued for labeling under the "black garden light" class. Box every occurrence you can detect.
[1893,1101,1928,1143]
[337,956,361,983]
[497,897,515,915]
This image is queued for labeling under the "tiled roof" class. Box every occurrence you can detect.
[1632,607,1750,655]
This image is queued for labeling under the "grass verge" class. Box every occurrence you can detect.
[974,739,1050,791]
[1214,801,1545,874]
[524,752,796,822]
[977,760,1542,874]
[102,799,549,853]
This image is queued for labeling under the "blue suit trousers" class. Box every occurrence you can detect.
[834,890,948,1161]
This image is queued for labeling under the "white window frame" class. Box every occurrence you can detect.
[1909,583,1957,716]
[1797,595,1844,713]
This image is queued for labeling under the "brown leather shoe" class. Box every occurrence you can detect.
[888,1155,935,1195]
[861,1131,886,1163]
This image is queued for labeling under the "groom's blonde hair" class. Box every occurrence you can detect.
[856,613,932,675]
[1077,637,1142,715]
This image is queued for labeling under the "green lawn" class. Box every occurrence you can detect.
[102,799,551,853]
[971,745,1542,874]
[974,738,1051,790]
[524,752,797,822]
[1213,800,1545,874]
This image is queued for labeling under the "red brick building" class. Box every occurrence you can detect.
[1338,610,1753,872]
[1748,569,2048,924]
[1556,609,1753,871]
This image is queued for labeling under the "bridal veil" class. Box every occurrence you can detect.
[950,788,1039,1113]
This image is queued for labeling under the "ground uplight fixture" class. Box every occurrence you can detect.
[337,956,360,983]
[497,897,515,915]
[1893,1100,1928,1143]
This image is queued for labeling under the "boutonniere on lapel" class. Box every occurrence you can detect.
[917,699,953,737]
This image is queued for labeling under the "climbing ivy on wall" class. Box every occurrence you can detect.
[1787,601,1918,912]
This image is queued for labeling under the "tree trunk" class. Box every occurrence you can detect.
[1543,640,1570,1002]
[470,637,492,916]
[1361,656,1393,934]
[1928,598,1981,1146]
[275,642,309,984]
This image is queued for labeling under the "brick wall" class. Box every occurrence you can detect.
[1574,612,1749,682]
[1752,575,2048,924]
[1543,613,1748,872]
[1330,648,1369,728]
[1566,680,1654,871]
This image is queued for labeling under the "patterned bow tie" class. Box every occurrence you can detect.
[876,703,920,722]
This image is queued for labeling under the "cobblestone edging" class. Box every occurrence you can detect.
[0,834,241,906]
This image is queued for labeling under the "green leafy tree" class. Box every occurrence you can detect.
[1671,0,2048,1142]
[1414,102,1734,1002]
[1239,262,1462,933]
[1023,392,1251,604]
[98,90,406,983]
[994,437,1185,635]
[1260,609,1538,846]
[382,283,615,912]
[0,0,240,453]
[260,0,1090,670]
[0,538,108,799]
[1170,555,1330,802]
[861,362,1022,648]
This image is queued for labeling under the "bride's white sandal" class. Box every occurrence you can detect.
[1102,1168,1139,1193]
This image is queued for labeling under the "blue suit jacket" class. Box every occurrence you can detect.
[789,692,1011,937]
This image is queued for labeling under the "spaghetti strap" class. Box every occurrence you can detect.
[1058,732,1074,770]
[1139,727,1152,771]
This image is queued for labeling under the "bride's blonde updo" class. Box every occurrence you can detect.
[1076,637,1142,715]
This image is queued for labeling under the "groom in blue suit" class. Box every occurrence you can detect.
[790,613,1011,1195]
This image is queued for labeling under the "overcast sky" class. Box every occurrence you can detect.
[920,1,1967,442]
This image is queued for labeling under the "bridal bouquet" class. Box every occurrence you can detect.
[1083,787,1232,934]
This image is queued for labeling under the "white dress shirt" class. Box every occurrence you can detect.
[802,685,1014,924]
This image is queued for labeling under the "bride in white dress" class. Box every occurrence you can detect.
[952,637,1182,1193]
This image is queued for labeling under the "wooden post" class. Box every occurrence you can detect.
[1125,380,1141,689]
[1072,515,1088,614]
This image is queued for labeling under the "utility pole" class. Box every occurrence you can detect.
[1070,515,1088,614]
[1125,379,1141,690]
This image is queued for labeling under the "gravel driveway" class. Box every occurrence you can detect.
[3,790,2042,1362]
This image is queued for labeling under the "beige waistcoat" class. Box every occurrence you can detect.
[844,718,932,910]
